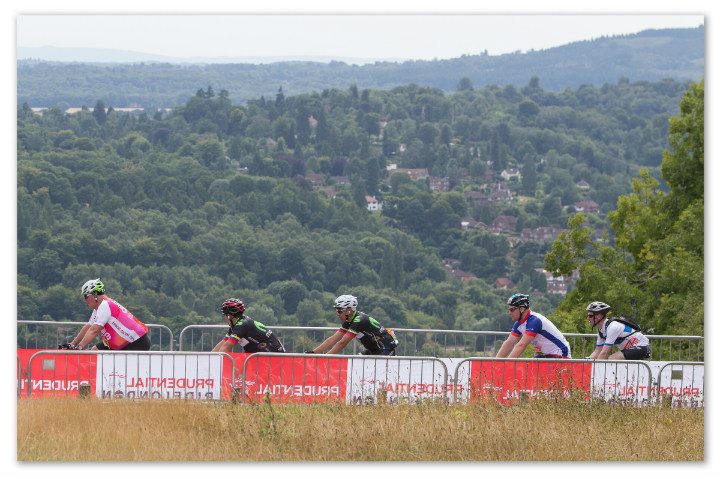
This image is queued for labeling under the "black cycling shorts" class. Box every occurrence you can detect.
[359,348,396,356]
[621,345,650,360]
[96,334,151,351]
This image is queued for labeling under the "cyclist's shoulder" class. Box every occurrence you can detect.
[606,317,642,332]
[527,310,550,321]
[231,317,253,331]
[351,311,370,322]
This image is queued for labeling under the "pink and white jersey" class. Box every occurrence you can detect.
[89,297,148,350]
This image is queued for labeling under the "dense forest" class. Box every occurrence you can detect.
[17,27,704,108]
[16,74,703,352]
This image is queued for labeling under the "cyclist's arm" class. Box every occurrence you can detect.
[496,334,519,357]
[326,332,354,354]
[71,323,93,347]
[596,345,613,359]
[508,334,534,358]
[77,324,103,348]
[597,323,622,359]
[212,339,234,353]
[311,330,344,353]
[587,345,603,359]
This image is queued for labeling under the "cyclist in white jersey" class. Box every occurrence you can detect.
[61,278,150,351]
[496,293,571,359]
[585,301,650,360]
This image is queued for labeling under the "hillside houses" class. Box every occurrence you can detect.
[463,182,513,209]
[519,226,566,243]
[489,215,517,234]
[428,176,451,192]
[366,196,382,212]
[537,269,580,296]
[571,198,600,214]
[387,166,428,181]
[332,175,350,187]
[576,180,591,190]
[296,161,595,300]
[306,173,324,187]
[489,182,513,202]
[494,277,515,289]
[443,259,477,282]
[464,191,490,208]
[501,168,521,181]
[460,217,485,231]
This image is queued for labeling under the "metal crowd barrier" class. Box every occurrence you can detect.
[22,350,234,399]
[177,325,348,353]
[17,320,175,351]
[18,350,704,408]
[563,333,705,362]
[655,362,704,407]
[19,321,704,361]
[238,353,450,405]
[177,324,703,361]
[17,356,22,398]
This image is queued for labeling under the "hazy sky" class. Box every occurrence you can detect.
[16,13,704,62]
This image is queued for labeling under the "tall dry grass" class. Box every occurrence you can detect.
[17,397,703,461]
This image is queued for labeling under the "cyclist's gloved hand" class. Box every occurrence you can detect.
[304,350,315,354]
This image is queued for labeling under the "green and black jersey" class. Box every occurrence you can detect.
[223,316,285,353]
[340,311,398,353]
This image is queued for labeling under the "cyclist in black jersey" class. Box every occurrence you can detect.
[211,298,285,353]
[305,295,398,355]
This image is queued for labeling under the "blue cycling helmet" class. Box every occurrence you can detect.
[507,293,530,308]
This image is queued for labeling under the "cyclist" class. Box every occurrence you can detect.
[61,278,151,351]
[585,301,650,360]
[496,293,571,359]
[305,294,398,355]
[211,298,285,353]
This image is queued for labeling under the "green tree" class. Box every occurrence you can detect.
[521,154,537,195]
[456,77,474,91]
[545,80,704,336]
[93,100,107,125]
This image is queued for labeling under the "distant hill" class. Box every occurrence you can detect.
[17,45,394,66]
[17,26,704,108]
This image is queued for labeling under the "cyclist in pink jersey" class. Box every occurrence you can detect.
[61,278,151,351]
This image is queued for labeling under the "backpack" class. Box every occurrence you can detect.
[599,317,642,339]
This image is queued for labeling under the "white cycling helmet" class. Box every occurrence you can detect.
[81,278,105,297]
[334,295,358,311]
[586,301,611,314]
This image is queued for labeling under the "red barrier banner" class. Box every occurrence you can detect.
[18,349,96,398]
[469,360,592,404]
[230,354,348,403]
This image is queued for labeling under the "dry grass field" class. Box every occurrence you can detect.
[17,397,703,462]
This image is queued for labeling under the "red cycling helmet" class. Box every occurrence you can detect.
[221,298,245,316]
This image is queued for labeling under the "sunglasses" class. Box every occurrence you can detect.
[336,308,346,313]
[508,307,518,312]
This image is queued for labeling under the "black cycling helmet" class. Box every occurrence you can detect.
[221,298,245,316]
[586,301,611,315]
[507,293,530,308]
